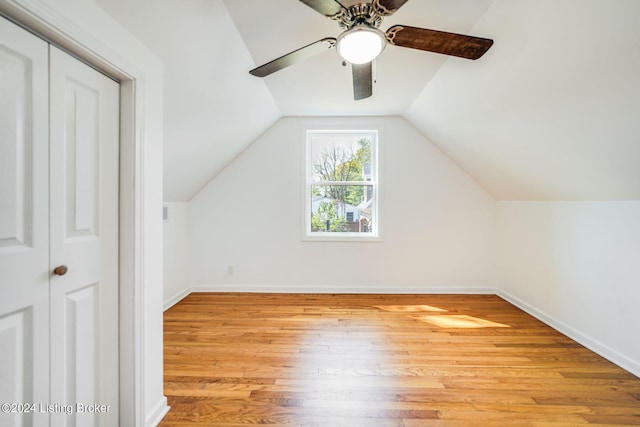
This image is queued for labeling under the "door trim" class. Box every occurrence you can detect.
[0,1,167,425]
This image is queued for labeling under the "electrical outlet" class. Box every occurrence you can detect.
[227,265,234,276]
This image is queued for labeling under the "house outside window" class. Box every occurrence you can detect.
[304,129,380,241]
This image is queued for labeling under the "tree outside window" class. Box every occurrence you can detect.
[305,130,379,240]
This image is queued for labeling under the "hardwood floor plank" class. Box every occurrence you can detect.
[160,293,640,425]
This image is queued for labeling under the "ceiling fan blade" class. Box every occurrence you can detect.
[372,0,410,16]
[249,38,337,77]
[386,25,493,60]
[298,0,347,19]
[352,62,373,101]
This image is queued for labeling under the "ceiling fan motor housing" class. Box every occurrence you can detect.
[336,3,383,29]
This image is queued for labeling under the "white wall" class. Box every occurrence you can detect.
[190,116,497,292]
[163,203,191,308]
[497,201,640,375]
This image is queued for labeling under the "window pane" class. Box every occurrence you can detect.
[310,185,374,233]
[310,134,372,183]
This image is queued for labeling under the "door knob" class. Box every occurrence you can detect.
[53,265,68,276]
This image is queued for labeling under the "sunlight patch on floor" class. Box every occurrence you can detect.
[373,304,448,313]
[412,314,510,329]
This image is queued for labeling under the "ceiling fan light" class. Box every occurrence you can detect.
[336,26,386,64]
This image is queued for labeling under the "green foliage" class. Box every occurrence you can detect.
[311,201,347,232]
[312,137,371,207]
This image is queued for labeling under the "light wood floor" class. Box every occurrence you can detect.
[160,293,640,426]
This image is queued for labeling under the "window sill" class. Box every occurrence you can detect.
[302,233,383,242]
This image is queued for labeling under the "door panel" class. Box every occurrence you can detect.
[0,17,50,427]
[65,284,99,426]
[0,309,34,424]
[49,45,119,426]
[0,45,33,249]
[64,80,100,239]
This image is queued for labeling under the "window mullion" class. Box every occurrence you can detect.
[311,181,373,186]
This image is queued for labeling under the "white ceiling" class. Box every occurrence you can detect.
[95,0,281,201]
[95,0,640,201]
[406,0,640,200]
[224,0,494,116]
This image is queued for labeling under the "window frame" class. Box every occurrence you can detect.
[302,127,382,242]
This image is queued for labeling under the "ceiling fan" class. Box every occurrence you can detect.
[249,0,494,101]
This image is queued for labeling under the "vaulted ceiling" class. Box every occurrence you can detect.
[95,0,640,202]
[224,0,494,116]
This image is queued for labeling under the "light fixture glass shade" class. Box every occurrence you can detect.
[336,26,386,64]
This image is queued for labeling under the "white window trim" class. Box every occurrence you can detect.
[302,126,383,242]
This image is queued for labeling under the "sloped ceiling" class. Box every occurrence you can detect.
[95,0,281,201]
[406,0,640,200]
[95,0,640,202]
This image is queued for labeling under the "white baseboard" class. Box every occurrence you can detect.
[497,289,640,378]
[163,288,192,311]
[146,396,169,427]
[189,283,497,295]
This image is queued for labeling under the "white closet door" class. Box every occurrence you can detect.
[49,46,120,426]
[0,17,50,427]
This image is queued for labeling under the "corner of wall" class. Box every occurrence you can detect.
[163,202,192,310]
[495,201,640,378]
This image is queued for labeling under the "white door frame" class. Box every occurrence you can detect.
[0,1,167,425]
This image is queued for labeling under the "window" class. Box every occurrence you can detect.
[304,129,380,241]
